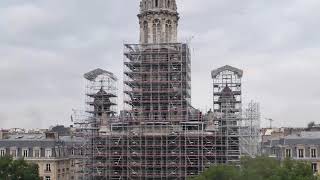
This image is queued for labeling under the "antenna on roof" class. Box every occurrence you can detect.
[265,118,274,129]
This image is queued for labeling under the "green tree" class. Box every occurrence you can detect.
[191,156,317,180]
[240,156,282,180]
[192,165,239,180]
[280,158,316,180]
[0,156,40,180]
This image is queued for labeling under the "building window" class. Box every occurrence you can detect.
[58,148,62,157]
[143,21,149,44]
[152,19,161,43]
[298,148,304,158]
[167,0,171,7]
[155,0,158,7]
[10,149,17,157]
[312,163,318,173]
[165,20,172,43]
[46,164,51,172]
[45,149,52,158]
[23,149,29,158]
[272,148,276,155]
[71,148,75,155]
[34,149,40,158]
[45,176,51,180]
[285,149,291,158]
[311,148,317,158]
[0,149,5,157]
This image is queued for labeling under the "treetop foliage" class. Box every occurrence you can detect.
[191,156,318,180]
[0,156,40,180]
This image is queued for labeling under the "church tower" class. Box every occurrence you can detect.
[123,0,191,125]
[138,0,179,44]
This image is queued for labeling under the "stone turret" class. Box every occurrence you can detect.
[138,0,179,44]
[140,0,177,12]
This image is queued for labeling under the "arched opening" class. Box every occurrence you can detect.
[167,0,170,8]
[155,0,158,7]
[143,21,149,43]
[153,19,161,43]
[165,20,172,42]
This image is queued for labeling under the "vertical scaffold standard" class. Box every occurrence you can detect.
[211,65,243,164]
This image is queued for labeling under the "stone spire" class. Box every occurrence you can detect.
[138,0,179,44]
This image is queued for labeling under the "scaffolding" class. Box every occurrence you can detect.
[71,0,261,178]
[105,122,207,180]
[211,65,243,164]
[74,68,118,180]
[123,43,191,125]
[98,43,209,180]
[99,47,250,180]
[73,64,259,179]
[71,109,91,179]
[84,68,118,120]
[240,101,261,157]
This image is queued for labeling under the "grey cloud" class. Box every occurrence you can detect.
[0,0,319,128]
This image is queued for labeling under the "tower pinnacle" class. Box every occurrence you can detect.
[138,0,179,44]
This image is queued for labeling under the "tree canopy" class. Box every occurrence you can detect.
[0,156,40,180]
[191,156,317,180]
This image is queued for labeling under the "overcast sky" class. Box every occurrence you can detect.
[0,0,319,129]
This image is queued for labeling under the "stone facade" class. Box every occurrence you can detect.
[138,0,178,44]
[0,131,84,180]
[261,131,320,174]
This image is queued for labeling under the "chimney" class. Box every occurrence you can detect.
[0,130,9,140]
[45,131,58,140]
